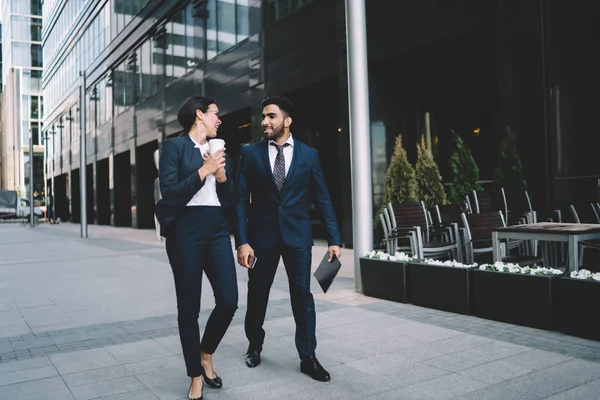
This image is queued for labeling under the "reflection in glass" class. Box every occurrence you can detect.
[236,0,250,42]
[217,0,236,53]
[32,123,40,146]
[22,69,42,93]
[171,11,187,80]
[265,0,308,25]
[206,0,218,60]
[371,122,387,211]
[140,40,152,99]
[11,16,42,41]
[29,96,40,119]
[11,43,43,67]
[11,0,42,16]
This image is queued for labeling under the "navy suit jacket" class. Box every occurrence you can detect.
[155,135,235,237]
[235,138,342,249]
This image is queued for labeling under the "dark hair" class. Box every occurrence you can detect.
[261,96,295,119]
[177,96,216,133]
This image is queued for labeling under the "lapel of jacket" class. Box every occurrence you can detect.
[260,139,278,191]
[186,135,204,170]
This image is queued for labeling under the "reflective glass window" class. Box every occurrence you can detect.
[217,0,236,53]
[11,0,42,16]
[11,16,42,41]
[237,0,250,42]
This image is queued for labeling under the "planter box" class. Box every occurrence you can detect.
[360,258,407,303]
[407,263,472,315]
[556,277,600,341]
[470,269,563,330]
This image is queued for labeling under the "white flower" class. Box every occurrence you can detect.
[364,250,417,261]
[571,269,600,280]
[423,259,477,268]
[479,263,562,275]
[390,252,413,262]
[365,250,378,258]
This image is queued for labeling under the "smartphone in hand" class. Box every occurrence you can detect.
[248,254,258,269]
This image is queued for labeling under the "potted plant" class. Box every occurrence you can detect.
[448,132,482,203]
[556,270,600,340]
[373,135,418,247]
[360,251,414,303]
[470,262,564,330]
[407,259,476,315]
[493,126,527,193]
[415,138,447,210]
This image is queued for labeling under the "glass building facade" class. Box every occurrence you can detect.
[43,0,260,227]
[42,0,600,246]
[0,0,45,203]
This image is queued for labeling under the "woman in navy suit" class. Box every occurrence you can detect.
[158,96,238,400]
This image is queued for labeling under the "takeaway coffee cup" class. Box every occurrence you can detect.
[208,139,225,155]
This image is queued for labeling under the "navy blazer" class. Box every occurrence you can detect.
[155,136,236,236]
[235,138,342,249]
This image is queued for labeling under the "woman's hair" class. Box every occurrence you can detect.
[177,96,216,133]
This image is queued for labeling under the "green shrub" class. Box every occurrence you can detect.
[416,138,447,209]
[373,135,418,247]
[448,133,482,203]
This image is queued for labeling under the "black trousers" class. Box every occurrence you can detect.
[245,245,316,359]
[166,206,238,377]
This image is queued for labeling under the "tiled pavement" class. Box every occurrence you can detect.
[1,223,600,399]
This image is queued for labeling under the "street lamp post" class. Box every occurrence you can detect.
[43,126,57,222]
[43,130,49,221]
[80,71,88,238]
[54,118,63,222]
[29,126,34,227]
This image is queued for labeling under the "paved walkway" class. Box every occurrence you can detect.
[1,223,600,399]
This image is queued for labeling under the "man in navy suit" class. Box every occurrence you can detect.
[235,96,342,382]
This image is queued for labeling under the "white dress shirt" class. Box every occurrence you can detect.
[187,138,221,206]
[268,134,294,176]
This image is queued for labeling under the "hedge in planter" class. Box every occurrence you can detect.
[556,270,600,341]
[471,263,564,330]
[360,252,411,303]
[407,260,476,315]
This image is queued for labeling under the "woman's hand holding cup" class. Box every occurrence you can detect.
[199,149,226,179]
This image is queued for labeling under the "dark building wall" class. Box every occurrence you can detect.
[264,0,340,96]
[47,0,600,239]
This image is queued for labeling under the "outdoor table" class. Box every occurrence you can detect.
[492,222,600,271]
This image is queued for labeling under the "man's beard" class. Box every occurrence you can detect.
[264,124,285,141]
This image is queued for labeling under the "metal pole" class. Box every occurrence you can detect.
[345,0,372,292]
[80,71,88,238]
[52,130,56,222]
[29,129,34,227]
[43,132,48,221]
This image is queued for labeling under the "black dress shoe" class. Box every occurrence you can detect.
[202,371,222,389]
[300,356,330,382]
[245,346,261,368]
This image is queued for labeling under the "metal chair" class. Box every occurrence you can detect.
[568,204,600,267]
[378,207,419,256]
[461,211,542,265]
[388,201,461,261]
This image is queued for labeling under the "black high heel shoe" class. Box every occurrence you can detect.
[202,371,223,389]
